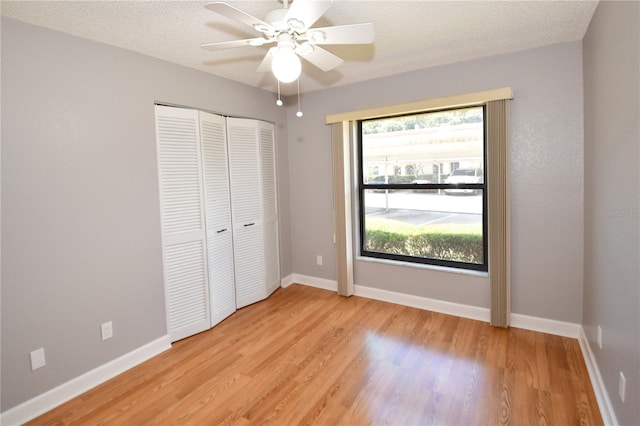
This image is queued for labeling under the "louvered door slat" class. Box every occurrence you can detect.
[157,116,203,236]
[260,125,277,219]
[155,105,210,342]
[259,121,280,295]
[263,219,279,294]
[208,230,236,324]
[199,111,236,327]
[227,117,266,308]
[200,114,232,229]
[233,224,265,308]
[227,119,261,224]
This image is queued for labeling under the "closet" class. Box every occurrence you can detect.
[154,105,280,342]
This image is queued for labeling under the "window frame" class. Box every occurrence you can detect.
[357,105,489,272]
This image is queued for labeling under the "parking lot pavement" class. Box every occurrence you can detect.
[364,191,483,226]
[364,191,482,215]
[365,208,481,226]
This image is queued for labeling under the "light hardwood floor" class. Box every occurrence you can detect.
[29,284,602,425]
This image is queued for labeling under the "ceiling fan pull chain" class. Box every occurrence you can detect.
[276,80,283,106]
[296,78,303,117]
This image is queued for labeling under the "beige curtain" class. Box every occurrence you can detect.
[331,122,354,296]
[328,89,512,321]
[487,100,511,327]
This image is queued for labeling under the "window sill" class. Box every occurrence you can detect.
[355,255,489,278]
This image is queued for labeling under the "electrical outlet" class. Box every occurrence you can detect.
[619,372,626,403]
[30,348,46,370]
[316,255,323,266]
[597,326,603,349]
[101,321,113,341]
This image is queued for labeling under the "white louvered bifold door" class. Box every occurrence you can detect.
[199,111,237,327]
[227,117,266,308]
[155,105,211,342]
[156,105,211,342]
[259,121,280,295]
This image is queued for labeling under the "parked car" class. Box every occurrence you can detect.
[369,175,400,192]
[411,175,436,192]
[444,168,483,195]
[368,175,416,192]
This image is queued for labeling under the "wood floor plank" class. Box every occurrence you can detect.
[27,284,603,426]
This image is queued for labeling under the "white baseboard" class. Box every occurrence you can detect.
[578,327,617,426]
[286,274,583,337]
[510,313,581,338]
[281,273,338,291]
[353,284,491,322]
[0,335,171,426]
[283,273,488,322]
[280,273,296,288]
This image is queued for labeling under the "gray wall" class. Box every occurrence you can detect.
[1,18,291,411]
[8,6,632,417]
[286,42,584,322]
[583,2,640,425]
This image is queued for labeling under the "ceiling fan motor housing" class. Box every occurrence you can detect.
[202,1,375,77]
[264,8,290,32]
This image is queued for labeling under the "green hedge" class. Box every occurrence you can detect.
[364,221,483,264]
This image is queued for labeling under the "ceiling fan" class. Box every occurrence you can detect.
[201,0,375,84]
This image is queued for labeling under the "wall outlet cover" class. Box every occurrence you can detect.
[30,348,46,370]
[101,321,113,341]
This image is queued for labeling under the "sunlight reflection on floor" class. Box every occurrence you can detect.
[360,330,487,424]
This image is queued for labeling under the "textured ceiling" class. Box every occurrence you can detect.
[1,1,598,96]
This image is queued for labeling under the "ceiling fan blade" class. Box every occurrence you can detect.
[257,47,277,73]
[201,38,270,51]
[205,2,273,32]
[300,45,343,72]
[285,0,333,30]
[310,23,375,45]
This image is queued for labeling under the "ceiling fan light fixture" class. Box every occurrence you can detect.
[271,46,301,83]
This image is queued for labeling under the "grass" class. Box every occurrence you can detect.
[364,217,483,263]
[365,217,482,236]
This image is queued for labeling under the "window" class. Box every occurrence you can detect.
[358,106,487,271]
